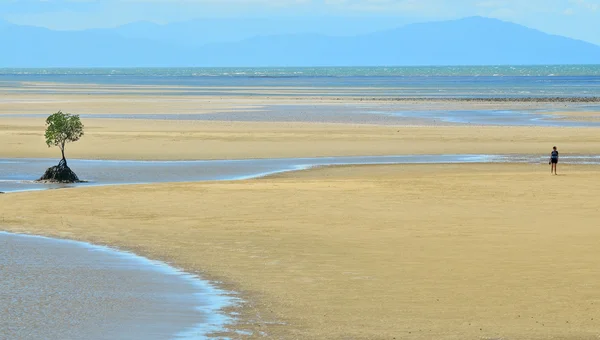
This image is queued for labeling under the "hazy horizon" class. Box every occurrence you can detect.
[1,0,599,45]
[2,2,600,68]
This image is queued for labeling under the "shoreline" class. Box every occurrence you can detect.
[341,96,600,102]
[4,87,600,103]
[3,162,600,338]
[0,231,238,339]
[2,77,600,102]
[3,154,600,193]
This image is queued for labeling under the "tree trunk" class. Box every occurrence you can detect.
[60,144,67,166]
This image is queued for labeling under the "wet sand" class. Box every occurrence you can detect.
[3,87,600,161]
[2,163,600,339]
[2,80,600,101]
[1,90,599,115]
[4,154,600,193]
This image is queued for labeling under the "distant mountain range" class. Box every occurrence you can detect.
[101,17,407,47]
[1,16,599,67]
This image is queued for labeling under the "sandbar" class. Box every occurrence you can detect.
[4,117,600,160]
[2,88,600,160]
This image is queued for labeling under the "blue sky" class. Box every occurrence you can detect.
[1,0,599,44]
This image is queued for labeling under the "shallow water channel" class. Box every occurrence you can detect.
[2,154,600,193]
[0,232,235,340]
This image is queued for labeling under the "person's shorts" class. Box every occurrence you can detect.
[551,159,558,164]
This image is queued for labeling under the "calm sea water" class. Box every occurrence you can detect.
[1,66,600,98]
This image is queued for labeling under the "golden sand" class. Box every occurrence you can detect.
[2,163,600,339]
[3,116,600,160]
[0,93,265,115]
[2,90,600,160]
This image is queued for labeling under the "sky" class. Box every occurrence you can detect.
[1,0,599,45]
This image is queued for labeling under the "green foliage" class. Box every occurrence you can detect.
[44,111,84,160]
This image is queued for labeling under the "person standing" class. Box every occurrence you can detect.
[549,146,559,175]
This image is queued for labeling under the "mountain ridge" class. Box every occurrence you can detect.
[0,16,599,67]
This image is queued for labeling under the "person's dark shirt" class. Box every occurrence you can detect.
[551,150,559,160]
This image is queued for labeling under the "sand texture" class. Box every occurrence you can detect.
[3,117,600,160]
[2,163,600,339]
[3,89,600,160]
[2,89,599,115]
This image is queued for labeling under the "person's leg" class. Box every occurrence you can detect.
[555,163,558,175]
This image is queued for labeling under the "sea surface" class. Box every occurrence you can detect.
[1,66,600,98]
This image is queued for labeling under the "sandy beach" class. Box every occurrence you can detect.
[2,89,600,160]
[2,163,600,339]
[3,84,600,338]
[4,116,600,160]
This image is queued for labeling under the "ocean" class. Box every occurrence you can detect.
[1,66,600,98]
